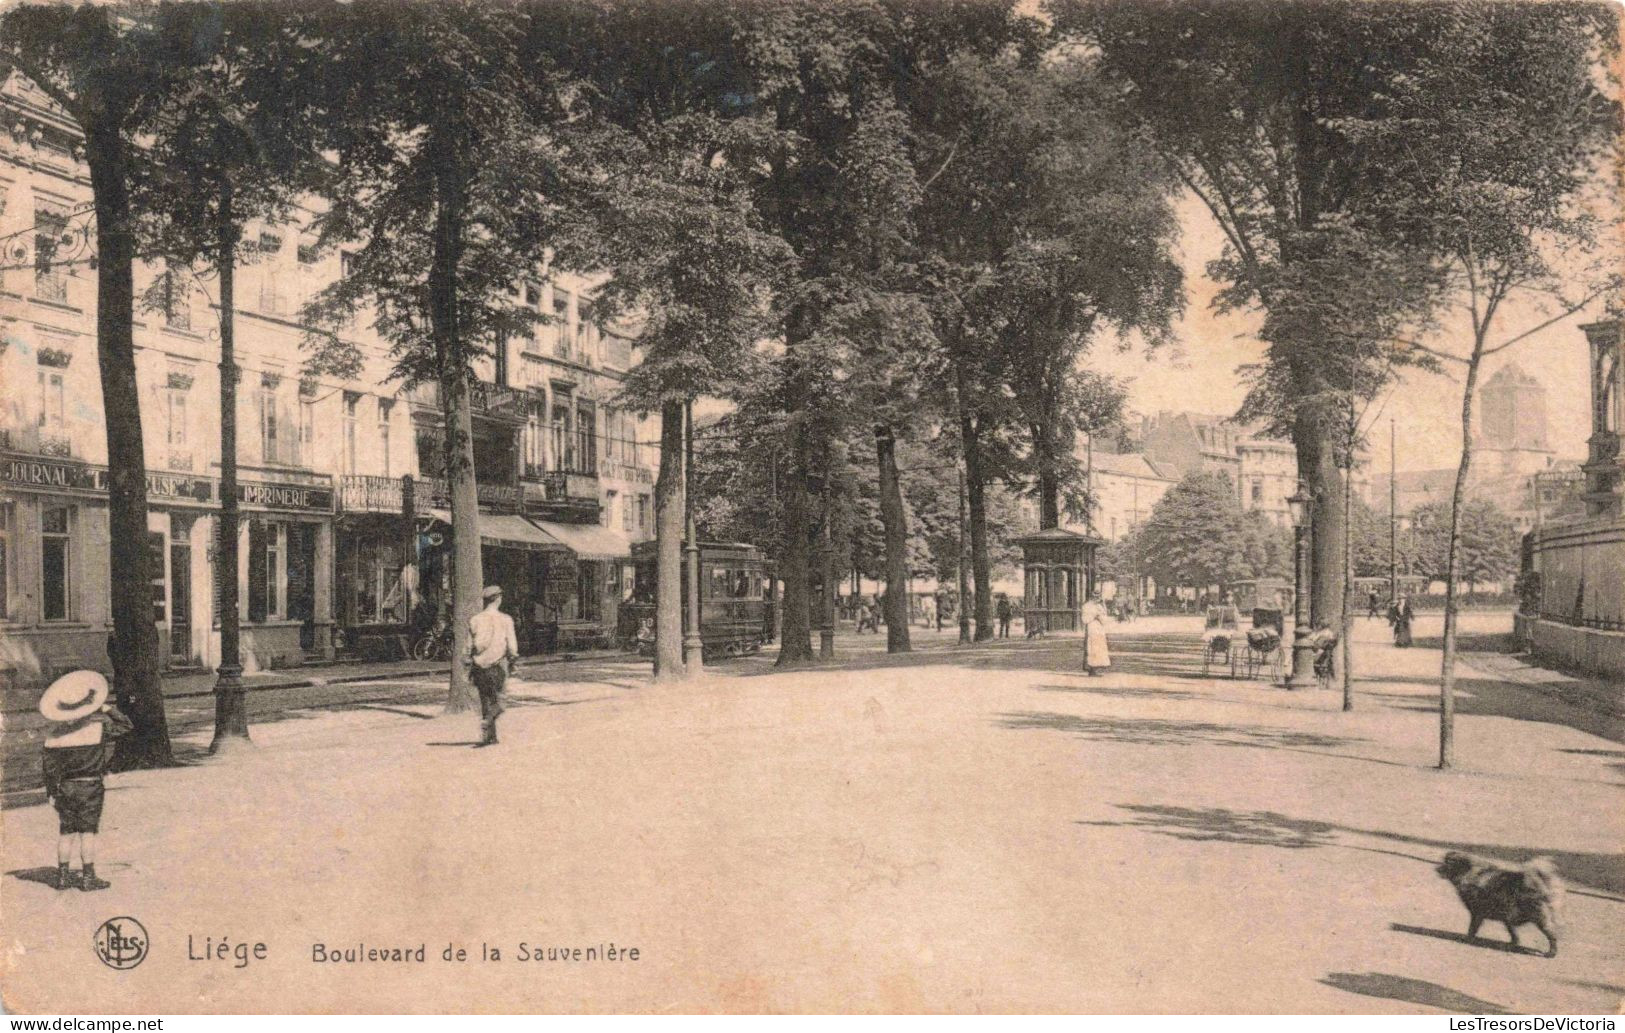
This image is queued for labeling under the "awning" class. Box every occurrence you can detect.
[480,513,567,553]
[527,519,632,562]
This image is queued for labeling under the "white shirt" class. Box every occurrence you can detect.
[468,604,518,669]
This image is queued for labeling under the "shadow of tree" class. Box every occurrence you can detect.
[999,711,1364,751]
[1363,678,1622,743]
[1035,683,1202,703]
[1320,971,1509,1014]
[1081,805,1337,848]
[1079,802,1625,899]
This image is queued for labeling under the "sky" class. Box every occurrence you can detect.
[1089,193,1606,475]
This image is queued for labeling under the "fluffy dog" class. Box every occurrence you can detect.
[1436,851,1564,957]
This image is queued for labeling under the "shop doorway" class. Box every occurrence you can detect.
[170,518,193,663]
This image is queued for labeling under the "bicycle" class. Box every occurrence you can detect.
[411,616,453,661]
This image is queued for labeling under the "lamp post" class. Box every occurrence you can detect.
[1285,486,1315,689]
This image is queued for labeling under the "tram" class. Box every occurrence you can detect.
[619,540,771,659]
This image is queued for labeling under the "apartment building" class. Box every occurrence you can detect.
[0,71,657,678]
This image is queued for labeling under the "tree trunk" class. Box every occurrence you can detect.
[1033,422,1060,530]
[86,122,172,770]
[776,334,815,665]
[1292,418,1346,629]
[875,425,911,653]
[210,193,250,749]
[1439,343,1488,769]
[1341,455,1354,712]
[653,400,686,680]
[961,409,994,641]
[430,156,479,713]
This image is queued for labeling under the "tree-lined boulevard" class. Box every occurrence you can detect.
[2,613,1621,1012]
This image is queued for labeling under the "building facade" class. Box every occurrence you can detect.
[0,72,657,683]
[1076,449,1176,542]
[1518,318,1624,679]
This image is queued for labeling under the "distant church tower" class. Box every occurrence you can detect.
[1477,363,1554,476]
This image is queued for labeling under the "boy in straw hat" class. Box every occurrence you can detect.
[467,584,518,747]
[38,670,132,890]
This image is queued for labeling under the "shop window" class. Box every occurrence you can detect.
[247,519,286,623]
[577,563,601,622]
[41,505,74,621]
[544,560,580,620]
[346,539,405,625]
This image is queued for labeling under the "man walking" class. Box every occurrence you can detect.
[995,595,1013,639]
[468,584,518,747]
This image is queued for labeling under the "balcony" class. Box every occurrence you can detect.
[403,380,525,420]
[34,273,68,305]
[166,449,194,472]
[38,433,72,458]
[340,474,405,514]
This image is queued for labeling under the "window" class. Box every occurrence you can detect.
[37,367,64,432]
[524,283,540,306]
[297,242,318,265]
[553,294,571,360]
[167,387,188,447]
[577,563,601,622]
[523,399,545,476]
[247,519,285,622]
[41,505,73,621]
[1251,480,1263,504]
[347,540,405,625]
[637,494,650,533]
[259,377,280,463]
[258,230,282,254]
[377,399,394,477]
[299,395,315,458]
[552,400,573,471]
[340,250,357,279]
[34,204,68,301]
[604,490,617,528]
[576,401,597,475]
[0,503,12,620]
[622,492,635,532]
[342,393,360,475]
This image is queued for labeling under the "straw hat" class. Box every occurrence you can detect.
[38,669,110,723]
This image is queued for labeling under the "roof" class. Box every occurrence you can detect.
[1015,527,1105,546]
[1088,451,1176,482]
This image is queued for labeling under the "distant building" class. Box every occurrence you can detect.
[1139,411,1242,483]
[1476,363,1557,479]
[1079,450,1177,542]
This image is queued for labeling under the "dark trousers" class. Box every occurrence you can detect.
[473,662,507,740]
[998,617,1010,638]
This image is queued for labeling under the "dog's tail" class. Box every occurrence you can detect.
[1522,857,1565,903]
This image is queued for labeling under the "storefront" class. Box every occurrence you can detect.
[0,450,333,682]
[527,519,631,651]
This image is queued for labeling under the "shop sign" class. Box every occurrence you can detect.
[237,479,334,513]
[0,450,332,512]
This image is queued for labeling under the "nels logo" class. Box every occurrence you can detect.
[94,917,148,970]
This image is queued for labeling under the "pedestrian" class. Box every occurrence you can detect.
[995,595,1013,638]
[468,584,518,747]
[1081,590,1112,676]
[921,595,936,630]
[38,670,131,891]
[1367,589,1381,620]
[1388,595,1414,648]
[936,591,947,633]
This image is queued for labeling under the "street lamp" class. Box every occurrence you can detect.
[1285,486,1315,689]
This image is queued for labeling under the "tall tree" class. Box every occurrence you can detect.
[738,0,1028,662]
[303,0,575,711]
[134,1,329,751]
[1367,2,1618,767]
[0,4,202,768]
[1065,0,1455,630]
[559,0,794,679]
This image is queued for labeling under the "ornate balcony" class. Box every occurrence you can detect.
[339,474,405,514]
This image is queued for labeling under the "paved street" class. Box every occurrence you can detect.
[2,612,1620,1013]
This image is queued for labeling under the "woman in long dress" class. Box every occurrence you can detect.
[1388,595,1414,648]
[1081,591,1111,676]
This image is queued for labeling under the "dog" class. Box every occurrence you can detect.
[1435,851,1564,957]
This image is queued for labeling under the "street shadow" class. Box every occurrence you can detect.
[425,740,485,747]
[1079,802,1625,899]
[999,711,1364,752]
[1080,805,1337,849]
[1035,682,1202,703]
[1363,678,1622,743]
[1388,923,1529,955]
[1411,631,1518,653]
[1319,972,1509,1014]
